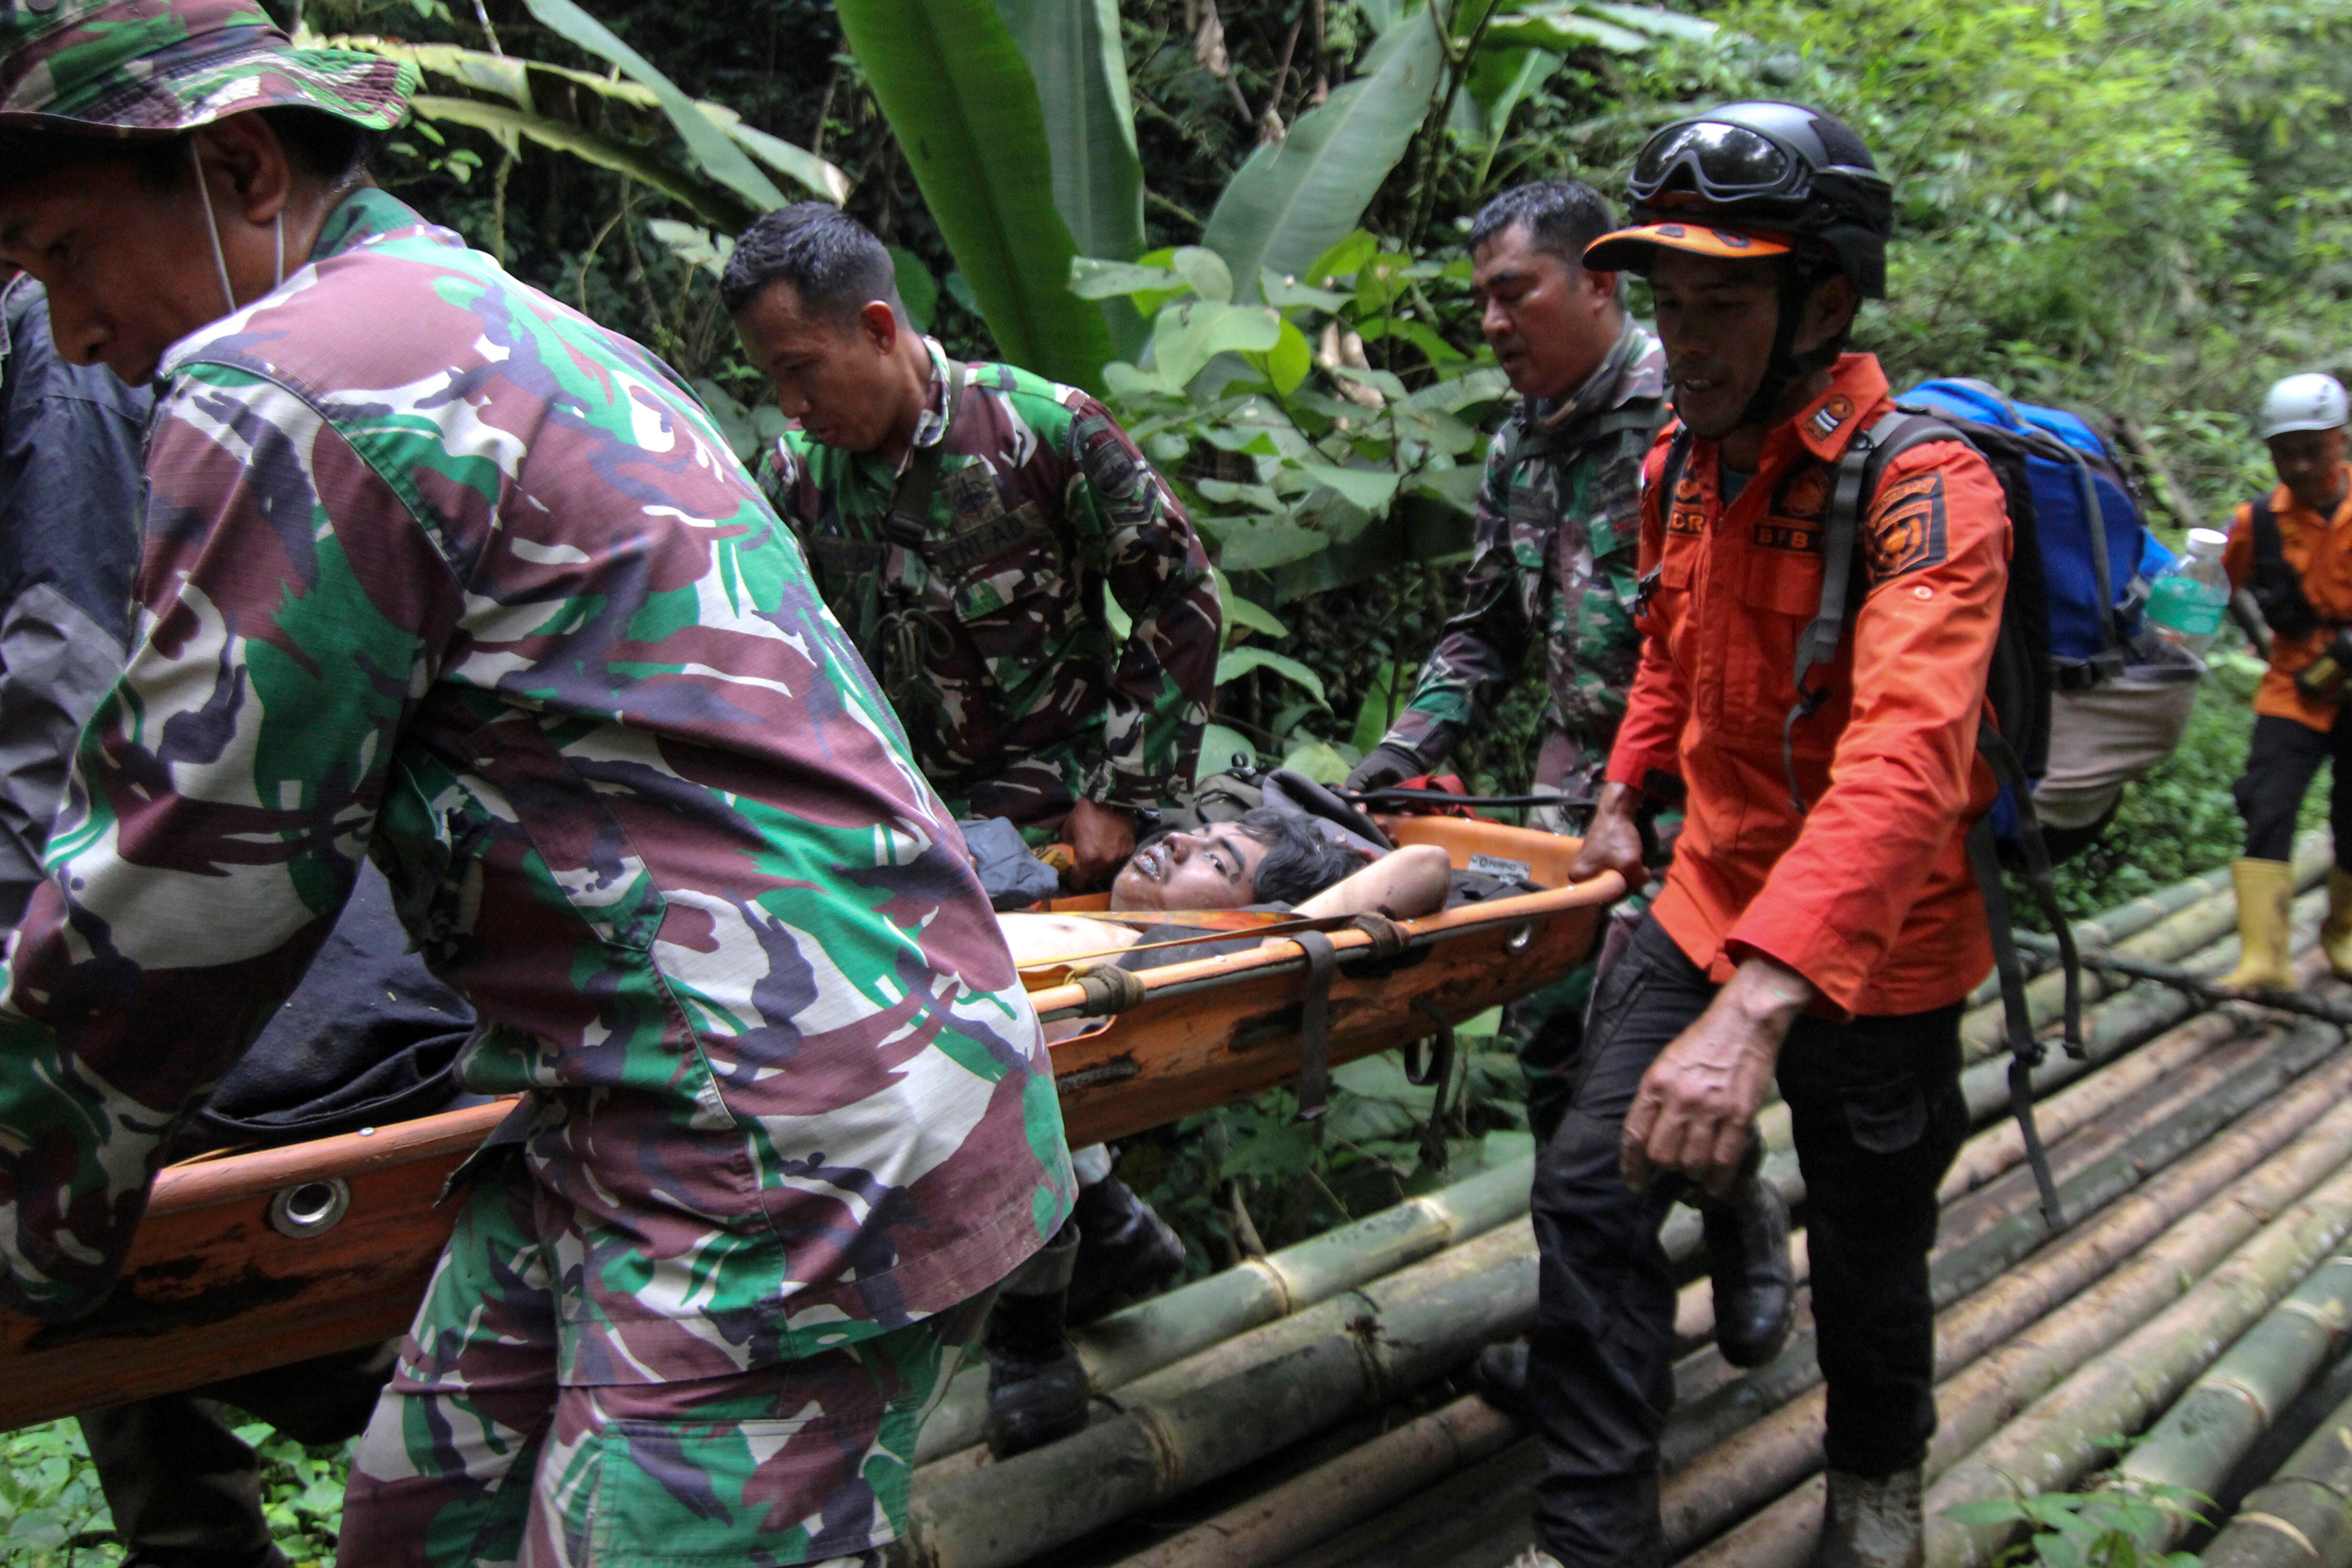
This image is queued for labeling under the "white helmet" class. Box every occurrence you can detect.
[2259,373,2350,440]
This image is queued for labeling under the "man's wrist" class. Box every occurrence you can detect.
[1591,780,1643,824]
[1727,956,1814,1030]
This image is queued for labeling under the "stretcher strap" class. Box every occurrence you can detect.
[1349,911,1409,959]
[1072,963,1150,1016]
[1969,817,2065,1232]
[1293,930,1338,1123]
[1407,997,1457,1173]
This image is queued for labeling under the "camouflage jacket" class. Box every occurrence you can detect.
[1376,321,1668,798]
[0,188,1075,1373]
[759,342,1221,821]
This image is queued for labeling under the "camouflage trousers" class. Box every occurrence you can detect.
[341,1165,990,1568]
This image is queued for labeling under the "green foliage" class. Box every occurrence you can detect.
[996,0,1150,357]
[329,23,847,231]
[1113,1022,1537,1269]
[1201,9,1446,301]
[1943,1481,2206,1568]
[2,1418,351,1567]
[1075,227,1510,763]
[831,0,1118,390]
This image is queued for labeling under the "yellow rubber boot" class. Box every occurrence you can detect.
[2324,868,2352,980]
[2220,858,2298,992]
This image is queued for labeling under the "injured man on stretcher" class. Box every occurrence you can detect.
[971,771,1480,1463]
[994,771,1459,970]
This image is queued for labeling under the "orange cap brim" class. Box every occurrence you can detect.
[1582,222,1793,274]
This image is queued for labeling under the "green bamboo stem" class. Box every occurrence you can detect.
[1110,1392,1521,1568]
[1665,1053,2352,1564]
[913,1152,1533,1463]
[1061,936,2352,1568]
[1677,1006,2323,1433]
[1939,1005,2241,1202]
[1960,858,2241,1010]
[1939,1014,2332,1254]
[1953,828,2322,1013]
[1958,838,2332,1062]
[1925,1159,2352,1566]
[1955,901,2323,1128]
[2198,1379,2352,1567]
[2112,1254,2352,1551]
[1745,869,2320,1187]
[1095,1004,2352,1568]
[1697,937,2255,1345]
[1116,1220,1533,1406]
[898,1223,1539,1568]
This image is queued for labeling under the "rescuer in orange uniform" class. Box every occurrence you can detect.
[1522,104,2011,1568]
[2215,373,2352,991]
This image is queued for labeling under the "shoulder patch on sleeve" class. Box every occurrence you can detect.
[1867,469,1948,579]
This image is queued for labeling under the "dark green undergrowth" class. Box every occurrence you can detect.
[2,1418,347,1567]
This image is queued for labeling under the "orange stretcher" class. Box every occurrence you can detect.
[0,817,1617,1431]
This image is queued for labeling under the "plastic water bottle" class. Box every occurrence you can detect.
[2146,526,2232,658]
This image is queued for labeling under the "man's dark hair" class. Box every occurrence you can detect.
[1233,807,1367,906]
[0,108,376,195]
[720,202,901,321]
[1467,180,1618,267]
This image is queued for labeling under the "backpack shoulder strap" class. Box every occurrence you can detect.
[2252,491,2285,576]
[2061,442,2126,672]
[881,357,966,548]
[1492,403,1561,493]
[1794,411,1969,714]
[1655,422,1696,525]
[1781,411,1970,814]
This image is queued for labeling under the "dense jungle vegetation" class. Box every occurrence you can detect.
[11,0,2352,1557]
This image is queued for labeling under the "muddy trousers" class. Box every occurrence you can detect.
[1527,917,1967,1567]
[338,1169,993,1568]
[2235,711,2352,863]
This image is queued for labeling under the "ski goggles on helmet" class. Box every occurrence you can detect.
[1628,116,1884,211]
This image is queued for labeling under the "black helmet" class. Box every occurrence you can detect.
[1586,102,1893,298]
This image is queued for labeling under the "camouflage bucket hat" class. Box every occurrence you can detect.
[0,0,413,137]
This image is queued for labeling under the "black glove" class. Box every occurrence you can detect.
[1345,744,1424,796]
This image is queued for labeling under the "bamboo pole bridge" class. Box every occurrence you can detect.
[885,832,2352,1568]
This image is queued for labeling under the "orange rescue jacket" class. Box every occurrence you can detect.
[2222,470,2352,733]
[1605,354,2009,1019]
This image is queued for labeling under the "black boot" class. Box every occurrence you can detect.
[1066,1175,1187,1326]
[1811,1468,1923,1568]
[1700,1142,1795,1369]
[984,1224,1090,1460]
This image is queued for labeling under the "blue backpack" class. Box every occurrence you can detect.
[1898,378,2166,692]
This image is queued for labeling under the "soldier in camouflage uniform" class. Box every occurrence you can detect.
[1348,182,1668,820]
[1347,183,1669,1148]
[0,7,1074,1564]
[724,204,1207,1460]
[723,203,1223,891]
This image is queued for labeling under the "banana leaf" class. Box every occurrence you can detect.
[1200,11,1447,303]
[409,95,738,227]
[995,0,1148,357]
[517,0,787,215]
[710,112,852,205]
[340,33,847,203]
[1448,45,1560,185]
[1580,1,1717,41]
[835,0,1116,391]
[993,0,1144,267]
